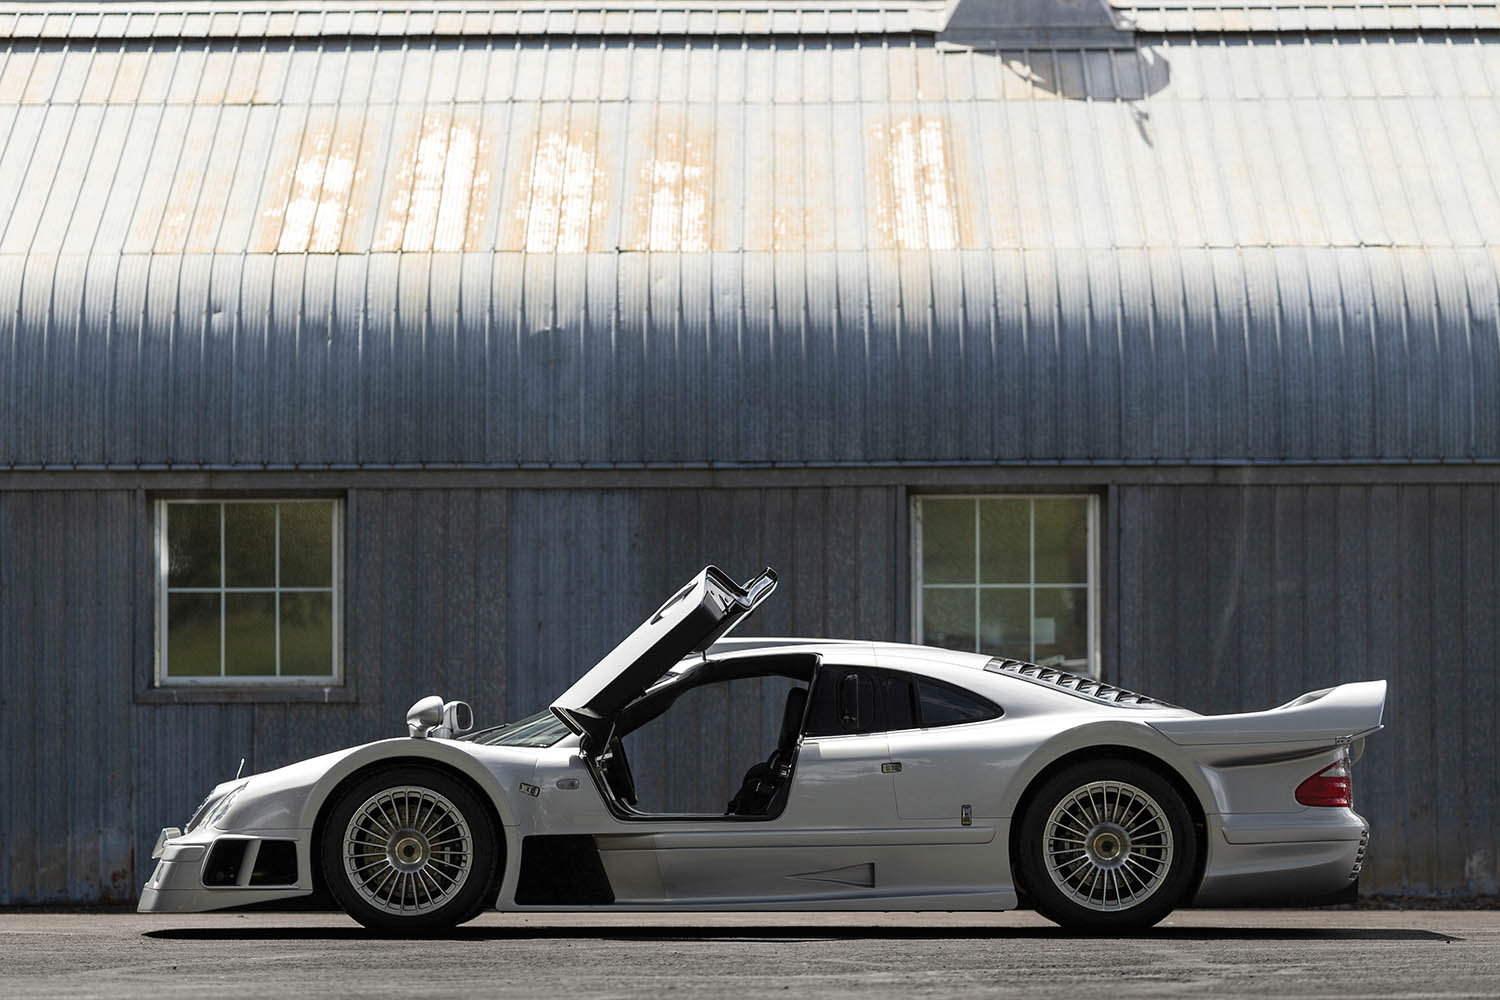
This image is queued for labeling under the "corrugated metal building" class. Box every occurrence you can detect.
[2,0,1498,902]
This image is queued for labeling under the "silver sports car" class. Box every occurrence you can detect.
[140,565,1386,933]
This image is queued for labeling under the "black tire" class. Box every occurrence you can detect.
[1016,758,1198,932]
[320,764,502,934]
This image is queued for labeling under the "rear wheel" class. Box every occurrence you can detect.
[321,765,500,934]
[1017,758,1198,932]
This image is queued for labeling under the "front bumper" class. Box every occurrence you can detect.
[138,827,314,913]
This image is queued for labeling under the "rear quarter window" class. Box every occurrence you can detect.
[915,678,1001,727]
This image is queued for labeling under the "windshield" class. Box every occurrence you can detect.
[462,710,573,748]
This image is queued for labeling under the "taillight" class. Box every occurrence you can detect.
[1296,754,1352,807]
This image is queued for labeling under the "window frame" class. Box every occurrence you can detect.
[153,497,345,688]
[910,493,1101,678]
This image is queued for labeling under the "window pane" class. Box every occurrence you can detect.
[881,675,917,731]
[917,679,999,726]
[167,593,220,676]
[1033,586,1090,670]
[803,668,878,737]
[167,504,219,588]
[979,589,1030,661]
[921,499,975,584]
[281,502,333,587]
[224,592,277,676]
[922,587,976,652]
[979,498,1029,584]
[225,503,276,588]
[1034,498,1088,584]
[280,592,334,676]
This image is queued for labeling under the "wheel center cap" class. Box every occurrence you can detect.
[388,831,430,872]
[1086,822,1131,869]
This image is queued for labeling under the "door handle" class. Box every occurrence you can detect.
[881,762,902,774]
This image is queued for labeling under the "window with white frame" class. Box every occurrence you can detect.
[914,495,1098,675]
[157,499,342,684]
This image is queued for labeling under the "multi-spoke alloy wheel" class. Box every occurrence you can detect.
[1018,759,1198,932]
[1042,780,1173,911]
[322,766,500,933]
[343,786,473,916]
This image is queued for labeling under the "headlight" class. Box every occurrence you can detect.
[184,782,248,833]
[207,784,247,828]
[185,791,222,833]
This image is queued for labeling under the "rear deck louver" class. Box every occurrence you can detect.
[984,658,1179,709]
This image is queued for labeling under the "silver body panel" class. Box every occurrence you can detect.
[139,640,1383,915]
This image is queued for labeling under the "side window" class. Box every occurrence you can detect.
[804,667,879,737]
[916,678,1001,727]
[805,667,964,736]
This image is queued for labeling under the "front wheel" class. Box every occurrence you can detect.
[1016,758,1199,932]
[321,764,501,933]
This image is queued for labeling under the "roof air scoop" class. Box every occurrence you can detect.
[917,0,1136,49]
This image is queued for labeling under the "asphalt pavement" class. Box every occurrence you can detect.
[0,908,1495,999]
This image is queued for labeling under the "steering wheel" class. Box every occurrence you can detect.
[606,736,639,806]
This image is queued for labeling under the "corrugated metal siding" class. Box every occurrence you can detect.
[2,34,1499,467]
[0,484,903,902]
[0,490,136,902]
[1116,483,1500,897]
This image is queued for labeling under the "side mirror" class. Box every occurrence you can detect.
[442,700,474,736]
[406,696,445,738]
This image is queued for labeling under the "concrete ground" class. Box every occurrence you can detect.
[0,909,1496,999]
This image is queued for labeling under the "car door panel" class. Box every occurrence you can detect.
[630,733,898,901]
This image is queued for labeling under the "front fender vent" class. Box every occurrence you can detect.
[985,658,1179,709]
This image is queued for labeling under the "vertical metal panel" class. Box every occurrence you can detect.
[1363,485,1403,891]
[1460,488,1500,895]
[3,492,39,899]
[1116,483,1500,896]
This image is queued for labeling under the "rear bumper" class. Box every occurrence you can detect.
[1194,811,1368,906]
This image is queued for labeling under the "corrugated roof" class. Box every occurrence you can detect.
[1111,1,1500,34]
[2,32,1499,467]
[1,1,1495,39]
[0,2,943,40]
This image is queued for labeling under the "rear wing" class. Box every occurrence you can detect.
[1148,680,1386,748]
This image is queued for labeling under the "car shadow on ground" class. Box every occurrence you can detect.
[144,925,1461,943]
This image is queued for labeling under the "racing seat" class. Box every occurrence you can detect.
[726,686,807,816]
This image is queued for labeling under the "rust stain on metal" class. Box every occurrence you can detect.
[255,115,371,253]
[150,162,206,255]
[130,118,216,253]
[624,109,712,252]
[0,51,36,104]
[80,49,124,104]
[20,49,62,104]
[252,50,288,105]
[943,123,978,250]
[462,137,494,252]
[221,52,262,106]
[107,50,149,104]
[370,112,491,253]
[867,115,960,251]
[192,50,235,109]
[771,120,808,252]
[509,125,606,253]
